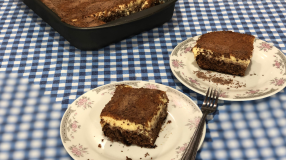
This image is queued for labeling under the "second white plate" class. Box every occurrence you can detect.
[170,35,286,101]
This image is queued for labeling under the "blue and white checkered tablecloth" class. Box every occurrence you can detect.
[0,0,286,160]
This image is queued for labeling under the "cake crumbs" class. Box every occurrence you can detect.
[126,156,132,160]
[193,70,246,88]
[145,152,150,157]
[167,120,172,124]
[98,144,101,148]
[211,77,233,85]
[110,145,112,147]
[121,151,123,152]
[101,139,104,142]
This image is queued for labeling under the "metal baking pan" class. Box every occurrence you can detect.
[23,0,177,50]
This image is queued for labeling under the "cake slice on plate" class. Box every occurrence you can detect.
[100,84,169,148]
[192,31,255,76]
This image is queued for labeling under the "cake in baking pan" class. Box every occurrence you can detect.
[41,0,162,27]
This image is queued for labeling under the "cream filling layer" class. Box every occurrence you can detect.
[93,0,149,18]
[193,47,251,67]
[71,0,150,22]
[101,97,168,139]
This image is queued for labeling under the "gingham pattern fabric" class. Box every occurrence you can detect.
[0,0,286,160]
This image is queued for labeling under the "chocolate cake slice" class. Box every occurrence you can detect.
[100,84,169,148]
[192,31,255,76]
[41,0,162,27]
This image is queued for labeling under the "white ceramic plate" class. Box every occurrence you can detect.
[170,35,286,101]
[60,81,206,160]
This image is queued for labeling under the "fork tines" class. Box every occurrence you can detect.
[203,88,219,108]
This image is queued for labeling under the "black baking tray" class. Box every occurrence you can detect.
[23,0,177,50]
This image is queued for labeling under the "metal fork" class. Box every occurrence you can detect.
[181,88,219,160]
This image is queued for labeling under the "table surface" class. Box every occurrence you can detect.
[1,0,286,160]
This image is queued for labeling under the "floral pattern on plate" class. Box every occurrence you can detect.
[171,143,188,160]
[234,88,278,99]
[270,77,286,86]
[258,42,273,52]
[61,107,76,143]
[186,117,201,130]
[172,59,185,69]
[75,96,94,110]
[170,116,202,160]
[143,83,159,89]
[219,89,229,98]
[60,81,205,160]
[69,144,89,157]
[273,53,286,74]
[67,112,81,139]
[170,35,286,101]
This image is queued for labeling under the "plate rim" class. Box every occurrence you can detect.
[60,80,206,160]
[170,35,286,101]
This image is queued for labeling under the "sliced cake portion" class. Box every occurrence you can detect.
[100,84,169,148]
[192,31,255,76]
[41,0,161,27]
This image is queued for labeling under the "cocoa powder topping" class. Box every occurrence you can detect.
[194,31,255,60]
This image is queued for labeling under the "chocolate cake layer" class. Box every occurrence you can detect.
[196,54,247,76]
[100,84,169,147]
[41,0,161,27]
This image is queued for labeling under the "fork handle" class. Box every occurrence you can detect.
[188,112,209,160]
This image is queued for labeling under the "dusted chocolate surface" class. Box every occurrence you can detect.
[41,0,159,27]
[100,85,168,126]
[194,31,255,60]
